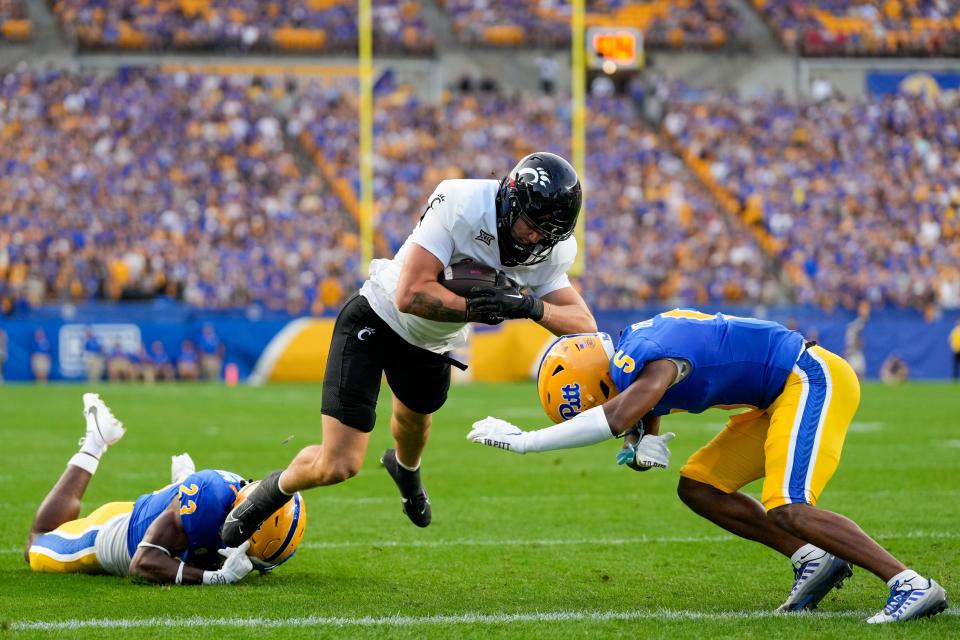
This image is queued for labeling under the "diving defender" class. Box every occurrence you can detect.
[467,310,948,623]
[25,394,302,584]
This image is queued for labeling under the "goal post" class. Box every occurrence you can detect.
[358,0,375,275]
[570,0,586,277]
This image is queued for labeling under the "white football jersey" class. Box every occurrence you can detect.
[360,179,577,354]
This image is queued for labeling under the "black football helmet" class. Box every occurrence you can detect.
[495,152,582,267]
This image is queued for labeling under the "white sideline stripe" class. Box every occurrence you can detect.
[12,608,957,630]
[2,529,956,556]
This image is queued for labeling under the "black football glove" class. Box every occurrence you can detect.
[464,298,505,325]
[465,280,544,322]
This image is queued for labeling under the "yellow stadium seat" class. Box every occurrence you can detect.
[483,25,525,46]
[116,22,148,48]
[273,27,327,50]
[1,19,33,41]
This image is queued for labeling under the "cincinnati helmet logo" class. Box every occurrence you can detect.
[517,167,551,187]
[557,382,582,420]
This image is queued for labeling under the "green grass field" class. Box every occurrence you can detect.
[0,382,956,639]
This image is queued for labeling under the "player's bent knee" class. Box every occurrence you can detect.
[767,503,808,532]
[310,459,361,485]
[677,475,721,508]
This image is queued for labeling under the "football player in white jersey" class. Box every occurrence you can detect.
[222,152,597,541]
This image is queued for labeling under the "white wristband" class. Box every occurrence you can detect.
[137,541,171,556]
[524,406,614,453]
[175,560,185,585]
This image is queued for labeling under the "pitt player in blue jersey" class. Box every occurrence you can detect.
[468,310,948,624]
[25,394,302,585]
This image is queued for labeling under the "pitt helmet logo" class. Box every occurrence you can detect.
[557,383,582,420]
[517,167,551,187]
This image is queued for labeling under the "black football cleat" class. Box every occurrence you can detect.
[220,470,290,547]
[381,448,432,528]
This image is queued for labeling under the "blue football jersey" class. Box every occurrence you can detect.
[610,310,805,415]
[126,469,244,568]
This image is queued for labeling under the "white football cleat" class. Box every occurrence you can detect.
[80,393,126,450]
[777,550,853,612]
[866,577,948,623]
[171,453,197,484]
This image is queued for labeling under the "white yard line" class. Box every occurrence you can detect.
[300,534,735,549]
[11,608,957,631]
[1,529,956,556]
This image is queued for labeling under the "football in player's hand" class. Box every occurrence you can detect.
[439,259,502,297]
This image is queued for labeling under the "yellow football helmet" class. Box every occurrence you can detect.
[537,332,619,423]
[232,481,307,571]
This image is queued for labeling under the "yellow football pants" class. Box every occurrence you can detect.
[28,502,134,573]
[680,346,860,510]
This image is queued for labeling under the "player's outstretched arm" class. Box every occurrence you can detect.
[129,503,252,585]
[468,359,677,455]
[130,505,198,584]
[537,287,597,336]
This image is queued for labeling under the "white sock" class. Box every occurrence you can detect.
[69,451,100,475]
[396,457,420,473]
[887,569,921,588]
[790,543,823,565]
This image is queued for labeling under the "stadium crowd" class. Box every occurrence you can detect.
[43,0,744,51]
[49,0,434,53]
[0,0,30,41]
[662,84,960,312]
[4,64,959,319]
[0,0,26,22]
[755,0,960,56]
[0,67,360,317]
[441,0,744,49]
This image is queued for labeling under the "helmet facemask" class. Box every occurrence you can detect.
[496,182,569,266]
[495,152,582,267]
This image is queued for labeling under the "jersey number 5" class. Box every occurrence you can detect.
[613,350,636,373]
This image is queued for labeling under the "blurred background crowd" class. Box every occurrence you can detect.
[754,0,960,57]
[3,64,958,317]
[6,1,956,55]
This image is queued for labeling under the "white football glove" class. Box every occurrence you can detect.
[202,541,253,585]
[467,416,528,454]
[617,432,676,469]
[170,452,196,484]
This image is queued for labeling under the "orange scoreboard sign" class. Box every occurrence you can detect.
[587,27,644,70]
